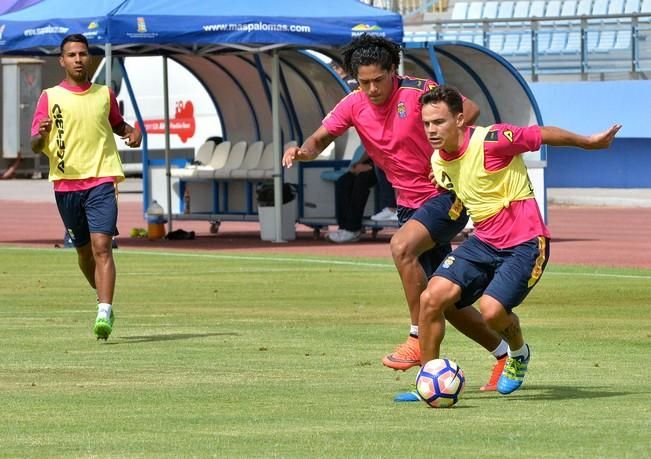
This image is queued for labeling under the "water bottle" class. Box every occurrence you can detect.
[146,200,166,240]
[147,200,164,217]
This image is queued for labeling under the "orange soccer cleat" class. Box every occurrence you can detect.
[479,355,508,391]
[382,336,421,371]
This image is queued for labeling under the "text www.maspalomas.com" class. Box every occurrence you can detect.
[202,22,312,33]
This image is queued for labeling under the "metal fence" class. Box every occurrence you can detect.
[403,12,651,79]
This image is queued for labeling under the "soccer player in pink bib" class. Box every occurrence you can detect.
[283,34,510,391]
[420,85,620,394]
[31,34,142,340]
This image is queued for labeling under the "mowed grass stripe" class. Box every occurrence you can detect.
[0,247,649,457]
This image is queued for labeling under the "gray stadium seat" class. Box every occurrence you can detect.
[171,140,231,179]
[196,140,245,179]
[168,140,215,178]
[214,140,261,178]
[193,140,217,166]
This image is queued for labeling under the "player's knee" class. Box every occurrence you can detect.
[390,234,414,264]
[479,298,507,327]
[420,284,448,318]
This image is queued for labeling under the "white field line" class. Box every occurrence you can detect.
[2,246,651,280]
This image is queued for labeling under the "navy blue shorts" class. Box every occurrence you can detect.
[397,192,469,279]
[434,235,551,311]
[55,182,118,248]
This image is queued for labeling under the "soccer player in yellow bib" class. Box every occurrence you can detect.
[419,85,620,394]
[31,34,142,340]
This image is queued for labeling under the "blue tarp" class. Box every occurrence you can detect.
[0,0,123,50]
[0,0,403,52]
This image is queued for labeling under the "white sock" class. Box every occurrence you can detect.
[491,340,509,359]
[97,303,112,320]
[508,343,530,360]
[409,325,419,337]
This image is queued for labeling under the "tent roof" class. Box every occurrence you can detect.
[0,0,403,54]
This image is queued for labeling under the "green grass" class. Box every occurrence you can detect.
[0,246,650,458]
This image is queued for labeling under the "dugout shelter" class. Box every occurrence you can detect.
[0,0,545,241]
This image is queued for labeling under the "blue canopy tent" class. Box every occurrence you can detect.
[0,0,403,241]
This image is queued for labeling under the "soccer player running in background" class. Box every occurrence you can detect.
[283,33,510,391]
[31,34,142,340]
[419,85,621,394]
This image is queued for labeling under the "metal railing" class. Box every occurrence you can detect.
[404,12,651,79]
[361,0,448,18]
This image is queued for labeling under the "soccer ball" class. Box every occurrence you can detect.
[415,358,465,408]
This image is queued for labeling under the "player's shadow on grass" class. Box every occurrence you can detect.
[106,332,239,344]
[468,384,631,401]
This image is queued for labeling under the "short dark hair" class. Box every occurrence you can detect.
[419,85,464,115]
[60,34,89,54]
[341,33,401,79]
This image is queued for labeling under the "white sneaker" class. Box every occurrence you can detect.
[326,229,361,243]
[371,207,398,222]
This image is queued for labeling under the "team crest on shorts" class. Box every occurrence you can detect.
[397,101,407,119]
[67,228,76,240]
[442,256,455,268]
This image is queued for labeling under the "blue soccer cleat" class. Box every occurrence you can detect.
[497,345,530,395]
[394,391,420,402]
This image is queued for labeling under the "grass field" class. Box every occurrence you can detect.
[1,246,649,458]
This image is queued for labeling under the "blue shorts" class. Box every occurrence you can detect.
[434,235,551,311]
[55,182,118,248]
[397,192,469,279]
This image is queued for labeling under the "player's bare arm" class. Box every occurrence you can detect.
[541,124,622,150]
[113,121,142,148]
[30,118,52,153]
[282,125,337,168]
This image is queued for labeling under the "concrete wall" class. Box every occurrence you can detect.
[531,80,651,188]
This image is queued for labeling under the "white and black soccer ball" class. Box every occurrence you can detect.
[415,358,466,408]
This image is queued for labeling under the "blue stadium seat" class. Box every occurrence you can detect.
[640,0,651,18]
[441,1,468,41]
[566,0,593,52]
[466,1,484,19]
[483,2,501,50]
[501,0,531,55]
[547,0,578,54]
[588,0,608,51]
[542,0,563,53]
[597,0,625,51]
[489,1,516,53]
[451,1,469,19]
[613,0,641,49]
[524,0,547,54]
[498,0,516,17]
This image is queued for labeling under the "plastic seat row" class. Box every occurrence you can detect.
[405,0,650,54]
[171,140,298,181]
[447,0,648,21]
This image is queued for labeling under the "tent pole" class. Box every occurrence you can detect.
[104,43,112,89]
[163,56,173,234]
[271,50,285,243]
